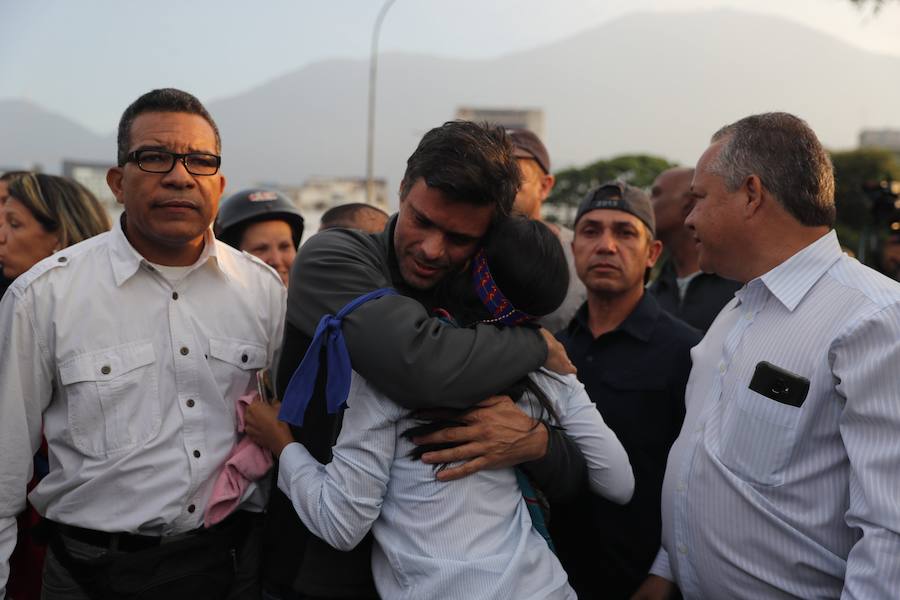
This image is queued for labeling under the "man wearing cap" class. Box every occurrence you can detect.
[648,167,741,331]
[551,182,701,599]
[508,129,586,333]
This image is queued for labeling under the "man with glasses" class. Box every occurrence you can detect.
[0,88,286,599]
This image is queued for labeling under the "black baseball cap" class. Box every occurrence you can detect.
[574,181,655,236]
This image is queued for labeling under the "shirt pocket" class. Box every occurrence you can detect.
[207,338,268,404]
[59,341,160,458]
[718,387,802,486]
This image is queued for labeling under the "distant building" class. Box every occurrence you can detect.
[859,129,900,153]
[270,177,390,244]
[456,107,545,139]
[62,160,121,220]
[542,202,578,228]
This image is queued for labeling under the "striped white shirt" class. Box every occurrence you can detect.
[278,369,634,600]
[651,230,900,599]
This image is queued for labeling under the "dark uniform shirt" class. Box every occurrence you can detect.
[551,293,702,600]
[649,258,742,332]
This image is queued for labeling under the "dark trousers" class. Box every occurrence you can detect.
[41,513,262,600]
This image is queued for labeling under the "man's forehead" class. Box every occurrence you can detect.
[691,144,725,191]
[658,168,693,189]
[129,111,217,149]
[408,191,490,238]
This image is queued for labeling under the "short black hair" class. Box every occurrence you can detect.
[320,202,389,230]
[400,121,520,218]
[116,88,220,166]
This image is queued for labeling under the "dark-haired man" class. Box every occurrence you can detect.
[318,202,388,234]
[262,121,584,599]
[637,113,900,599]
[649,167,740,331]
[551,182,701,599]
[0,89,285,598]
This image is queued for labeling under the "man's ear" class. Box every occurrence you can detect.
[107,167,125,206]
[539,173,556,202]
[744,174,765,218]
[647,238,664,268]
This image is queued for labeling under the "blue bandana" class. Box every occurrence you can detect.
[278,287,399,427]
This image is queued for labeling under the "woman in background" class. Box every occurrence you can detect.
[0,172,110,281]
[215,188,304,287]
[0,172,110,600]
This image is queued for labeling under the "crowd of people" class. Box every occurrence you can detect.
[0,87,899,600]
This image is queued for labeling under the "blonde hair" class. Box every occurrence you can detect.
[5,173,111,248]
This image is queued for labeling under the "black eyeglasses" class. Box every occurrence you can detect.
[125,149,221,176]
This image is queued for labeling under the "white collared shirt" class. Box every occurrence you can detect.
[0,218,286,594]
[651,230,900,599]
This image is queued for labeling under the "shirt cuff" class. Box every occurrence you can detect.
[276,442,317,495]
[649,546,674,581]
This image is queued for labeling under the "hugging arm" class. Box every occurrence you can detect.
[275,374,397,551]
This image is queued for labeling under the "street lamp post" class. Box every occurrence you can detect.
[366,0,396,204]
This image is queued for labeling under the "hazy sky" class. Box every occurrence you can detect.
[1,0,899,134]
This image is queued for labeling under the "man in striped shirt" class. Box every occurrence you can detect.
[635,112,900,599]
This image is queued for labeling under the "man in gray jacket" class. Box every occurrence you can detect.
[261,121,585,599]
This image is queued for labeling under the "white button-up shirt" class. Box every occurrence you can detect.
[651,230,900,599]
[0,218,286,594]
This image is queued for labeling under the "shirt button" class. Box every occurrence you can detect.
[172,291,179,300]
[57,256,67,263]
[100,365,111,375]
[193,450,201,458]
[187,504,196,514]
[678,544,688,555]
[676,482,686,492]
[180,347,189,356]
[241,353,248,363]
[186,399,195,408]
[718,362,726,374]
[745,312,753,321]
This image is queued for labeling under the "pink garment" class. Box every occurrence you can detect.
[204,391,274,527]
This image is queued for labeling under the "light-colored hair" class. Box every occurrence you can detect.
[5,173,111,247]
[709,112,835,227]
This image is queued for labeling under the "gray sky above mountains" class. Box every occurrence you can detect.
[2,0,899,135]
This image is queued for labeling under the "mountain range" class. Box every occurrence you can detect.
[3,9,899,203]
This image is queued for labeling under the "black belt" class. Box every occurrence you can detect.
[52,510,252,553]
